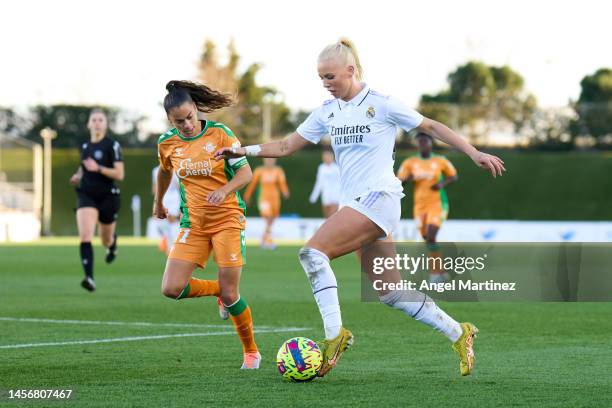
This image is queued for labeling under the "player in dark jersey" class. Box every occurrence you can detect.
[69,108,124,292]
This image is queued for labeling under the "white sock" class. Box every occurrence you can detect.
[298,247,342,340]
[380,290,462,342]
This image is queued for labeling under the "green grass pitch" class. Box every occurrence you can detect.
[1,239,612,407]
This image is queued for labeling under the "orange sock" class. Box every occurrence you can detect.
[177,278,220,299]
[227,297,258,353]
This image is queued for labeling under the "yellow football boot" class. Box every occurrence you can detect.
[452,322,479,376]
[317,327,354,377]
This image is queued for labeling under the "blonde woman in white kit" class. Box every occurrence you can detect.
[215,38,505,377]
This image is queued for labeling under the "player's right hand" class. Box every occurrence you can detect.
[69,174,81,185]
[470,151,506,178]
[153,202,168,219]
[214,146,246,161]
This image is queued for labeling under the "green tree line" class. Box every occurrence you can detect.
[46,148,612,236]
[0,40,610,149]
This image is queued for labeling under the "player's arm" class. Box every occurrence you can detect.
[401,174,415,184]
[99,161,124,181]
[82,158,124,180]
[416,117,505,178]
[278,168,290,199]
[243,168,260,204]
[433,159,458,190]
[207,163,253,206]
[153,166,172,219]
[214,132,312,160]
[396,160,414,184]
[309,166,323,203]
[69,166,83,185]
[432,175,457,191]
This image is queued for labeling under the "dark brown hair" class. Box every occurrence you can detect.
[163,80,233,113]
[416,132,433,142]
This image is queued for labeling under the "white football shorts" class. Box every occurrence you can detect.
[343,190,403,239]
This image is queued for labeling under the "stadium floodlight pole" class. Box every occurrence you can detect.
[131,195,141,237]
[40,127,57,236]
[262,92,274,143]
[33,143,43,222]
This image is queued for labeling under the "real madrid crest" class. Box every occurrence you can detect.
[366,106,375,119]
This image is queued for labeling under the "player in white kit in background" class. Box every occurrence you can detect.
[215,38,505,377]
[309,150,341,218]
[152,165,181,255]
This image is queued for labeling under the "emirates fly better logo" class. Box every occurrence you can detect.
[176,157,213,179]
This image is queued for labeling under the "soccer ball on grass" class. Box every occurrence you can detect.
[276,337,322,382]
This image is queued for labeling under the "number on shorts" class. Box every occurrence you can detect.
[179,229,190,244]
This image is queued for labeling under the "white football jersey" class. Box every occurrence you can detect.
[310,162,341,205]
[297,84,424,203]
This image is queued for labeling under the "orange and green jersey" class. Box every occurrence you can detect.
[397,154,457,212]
[157,121,248,233]
[243,166,289,204]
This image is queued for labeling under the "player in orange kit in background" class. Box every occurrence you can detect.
[397,132,458,283]
[243,158,290,249]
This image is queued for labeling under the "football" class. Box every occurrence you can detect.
[276,337,323,382]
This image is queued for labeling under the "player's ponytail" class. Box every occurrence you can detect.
[163,80,233,113]
[318,37,363,81]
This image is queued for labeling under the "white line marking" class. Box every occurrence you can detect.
[0,317,278,329]
[0,327,309,349]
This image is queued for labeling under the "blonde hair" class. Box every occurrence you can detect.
[318,38,363,81]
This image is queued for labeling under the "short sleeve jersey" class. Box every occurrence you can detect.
[157,121,248,230]
[79,137,122,194]
[244,166,288,203]
[397,155,457,210]
[297,84,423,203]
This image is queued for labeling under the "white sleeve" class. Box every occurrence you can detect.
[309,165,324,203]
[386,96,424,132]
[296,106,327,144]
[227,140,247,169]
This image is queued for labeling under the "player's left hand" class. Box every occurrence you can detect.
[153,201,168,219]
[82,157,100,172]
[431,182,443,191]
[470,151,506,178]
[207,188,228,206]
